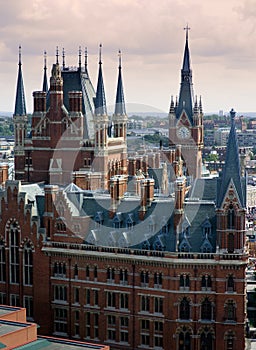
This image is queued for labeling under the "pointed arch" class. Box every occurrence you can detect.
[6,219,21,284]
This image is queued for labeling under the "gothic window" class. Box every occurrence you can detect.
[107,291,116,308]
[153,238,164,251]
[227,233,234,253]
[227,204,235,229]
[154,297,163,314]
[200,328,213,350]
[225,300,236,321]
[54,285,67,301]
[201,298,212,320]
[24,243,33,286]
[94,266,98,280]
[53,262,66,277]
[201,275,212,290]
[126,214,134,230]
[141,271,149,286]
[74,264,78,279]
[107,267,115,283]
[179,297,190,320]
[225,331,235,350]
[0,239,6,282]
[227,275,235,292]
[141,295,150,312]
[120,269,128,285]
[86,265,90,279]
[9,222,20,284]
[178,326,191,350]
[154,272,162,288]
[180,274,190,289]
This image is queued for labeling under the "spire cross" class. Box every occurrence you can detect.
[99,43,102,64]
[44,50,47,69]
[118,49,122,69]
[184,24,190,40]
[62,48,65,68]
[56,46,59,64]
[19,45,22,66]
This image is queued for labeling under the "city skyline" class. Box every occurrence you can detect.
[0,0,256,114]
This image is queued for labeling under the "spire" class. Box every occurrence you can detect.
[94,44,107,115]
[62,48,65,69]
[114,50,126,115]
[56,46,59,65]
[217,109,246,207]
[84,47,88,72]
[42,50,48,92]
[78,46,81,70]
[169,95,175,114]
[175,26,194,124]
[14,45,26,116]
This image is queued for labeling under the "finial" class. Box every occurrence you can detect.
[175,96,178,108]
[230,108,236,123]
[62,48,65,68]
[44,50,47,69]
[184,24,190,41]
[19,45,22,66]
[199,95,203,113]
[118,49,122,69]
[56,46,59,64]
[99,43,102,64]
[194,95,198,112]
[84,47,88,69]
[78,46,81,69]
[169,96,174,113]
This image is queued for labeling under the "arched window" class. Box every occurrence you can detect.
[180,274,190,289]
[0,239,6,282]
[225,300,236,321]
[227,233,234,253]
[178,326,191,350]
[74,264,78,279]
[120,269,128,285]
[107,268,115,283]
[201,298,212,320]
[24,242,33,286]
[227,275,235,292]
[180,297,190,320]
[141,271,149,286]
[9,222,20,284]
[199,327,214,350]
[154,272,162,288]
[227,204,235,229]
[225,331,235,350]
[201,275,212,290]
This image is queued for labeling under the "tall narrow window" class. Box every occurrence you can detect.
[10,223,19,284]
[227,233,235,253]
[180,297,190,320]
[227,275,235,292]
[201,298,212,320]
[0,240,6,282]
[227,205,235,229]
[24,243,33,286]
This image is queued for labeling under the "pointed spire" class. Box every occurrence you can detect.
[169,95,175,114]
[114,50,126,115]
[182,24,191,72]
[175,26,194,124]
[218,109,245,207]
[78,46,81,70]
[62,48,65,68]
[94,44,107,115]
[56,46,59,64]
[194,95,198,113]
[199,95,203,114]
[14,45,26,116]
[84,47,88,72]
[42,50,48,92]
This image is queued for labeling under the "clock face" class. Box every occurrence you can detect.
[177,126,190,139]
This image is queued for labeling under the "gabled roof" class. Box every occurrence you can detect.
[217,109,246,208]
[14,46,26,116]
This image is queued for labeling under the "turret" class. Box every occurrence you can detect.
[113,50,128,140]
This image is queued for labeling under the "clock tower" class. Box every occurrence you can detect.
[169,26,203,179]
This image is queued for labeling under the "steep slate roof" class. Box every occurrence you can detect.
[175,28,194,125]
[14,46,26,116]
[217,109,246,208]
[94,45,107,116]
[114,51,126,116]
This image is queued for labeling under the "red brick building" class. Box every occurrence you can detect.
[0,31,248,350]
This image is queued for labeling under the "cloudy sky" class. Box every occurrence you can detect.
[0,0,256,115]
